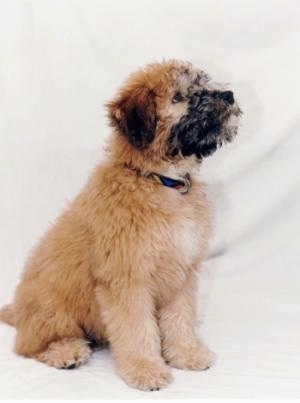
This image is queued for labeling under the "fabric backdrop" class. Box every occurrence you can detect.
[0,0,299,398]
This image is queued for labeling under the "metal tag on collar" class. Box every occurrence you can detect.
[178,174,191,195]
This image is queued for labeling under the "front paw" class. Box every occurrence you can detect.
[119,357,173,391]
[163,340,216,371]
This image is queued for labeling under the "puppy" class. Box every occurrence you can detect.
[0,60,241,391]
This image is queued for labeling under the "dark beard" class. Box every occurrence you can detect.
[169,110,222,159]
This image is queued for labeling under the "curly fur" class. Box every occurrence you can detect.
[0,59,241,391]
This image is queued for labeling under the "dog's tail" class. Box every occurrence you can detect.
[0,304,16,327]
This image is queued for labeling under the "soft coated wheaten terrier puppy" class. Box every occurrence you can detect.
[0,60,241,391]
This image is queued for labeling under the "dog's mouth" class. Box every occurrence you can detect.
[168,96,242,160]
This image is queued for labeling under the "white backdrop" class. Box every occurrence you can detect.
[0,0,300,398]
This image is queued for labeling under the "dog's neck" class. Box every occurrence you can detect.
[151,156,201,194]
[161,155,201,180]
[122,155,200,195]
[109,133,201,194]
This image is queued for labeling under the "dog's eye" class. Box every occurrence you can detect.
[172,92,184,104]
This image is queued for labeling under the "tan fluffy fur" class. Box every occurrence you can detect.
[1,60,216,391]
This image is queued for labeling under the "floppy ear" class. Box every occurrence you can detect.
[108,87,157,149]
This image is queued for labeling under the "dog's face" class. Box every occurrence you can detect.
[108,60,241,162]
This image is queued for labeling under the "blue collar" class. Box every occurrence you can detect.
[147,172,191,194]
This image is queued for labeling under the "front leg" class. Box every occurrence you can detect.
[96,283,172,391]
[159,272,216,370]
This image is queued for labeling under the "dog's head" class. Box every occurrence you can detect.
[107,60,241,164]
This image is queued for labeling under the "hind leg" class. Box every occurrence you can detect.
[35,337,92,369]
[14,311,92,369]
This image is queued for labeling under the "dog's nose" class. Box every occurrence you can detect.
[218,91,234,105]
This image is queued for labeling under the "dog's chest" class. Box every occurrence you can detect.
[152,191,210,302]
[170,213,201,266]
